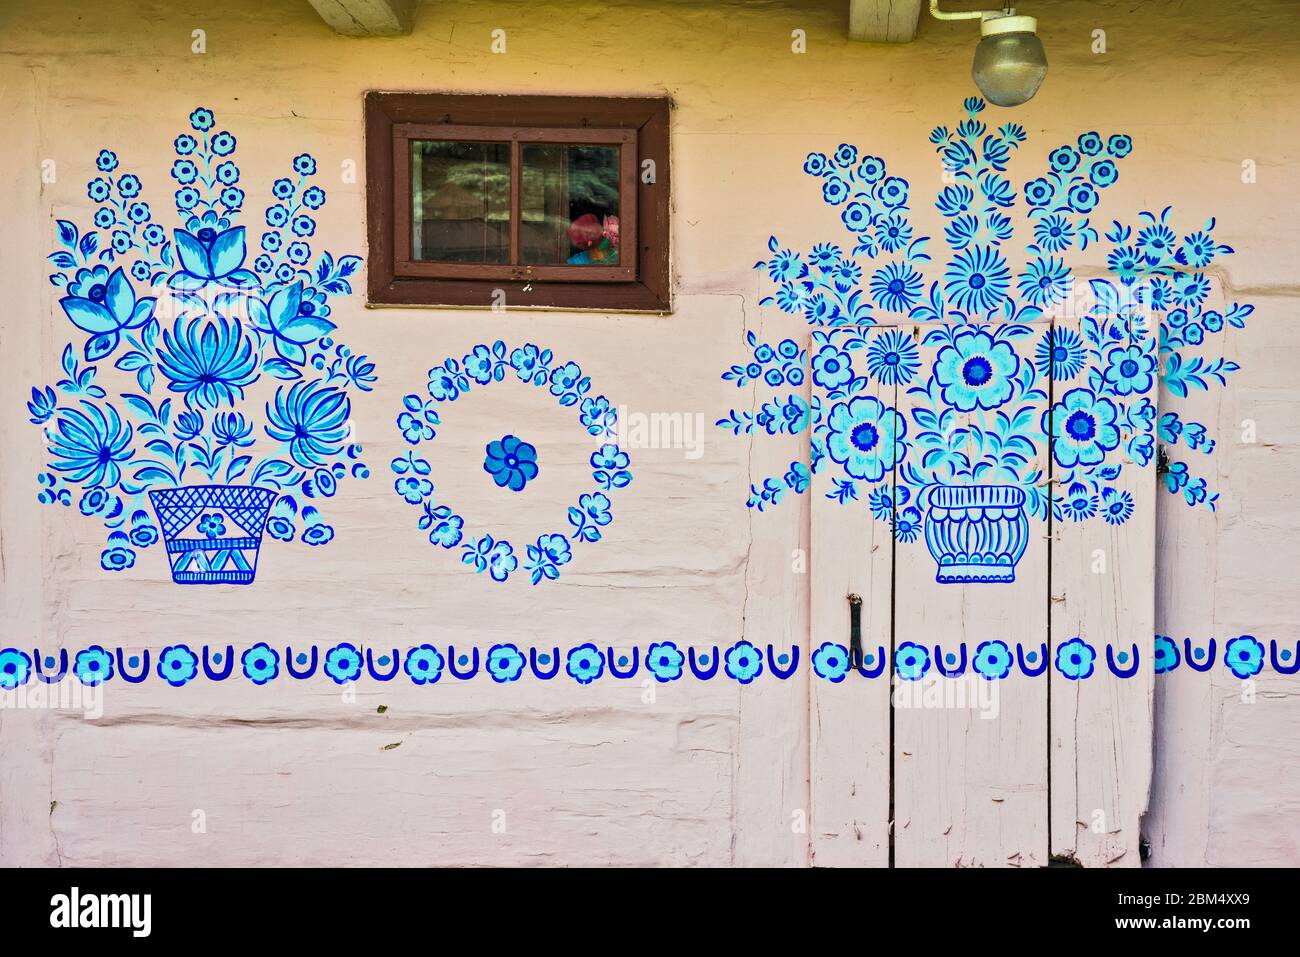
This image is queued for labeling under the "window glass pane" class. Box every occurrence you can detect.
[411,140,510,263]
[521,144,621,266]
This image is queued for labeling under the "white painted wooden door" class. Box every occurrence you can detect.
[810,316,1153,868]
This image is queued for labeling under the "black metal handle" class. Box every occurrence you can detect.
[848,593,863,664]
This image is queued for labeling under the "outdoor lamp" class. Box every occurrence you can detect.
[929,1,1047,107]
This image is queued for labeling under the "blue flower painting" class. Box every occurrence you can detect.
[390,341,631,585]
[718,98,1249,583]
[31,107,375,584]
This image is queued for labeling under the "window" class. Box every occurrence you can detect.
[365,93,670,311]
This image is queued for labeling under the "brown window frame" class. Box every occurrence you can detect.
[365,92,670,312]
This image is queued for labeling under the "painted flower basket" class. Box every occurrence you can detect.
[719,97,1249,585]
[149,485,277,584]
[28,107,376,584]
[923,484,1028,583]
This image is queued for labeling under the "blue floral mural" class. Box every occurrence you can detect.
[30,108,374,584]
[390,341,631,585]
[719,98,1249,583]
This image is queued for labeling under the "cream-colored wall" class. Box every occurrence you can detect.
[0,0,1295,866]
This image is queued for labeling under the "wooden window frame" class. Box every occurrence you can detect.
[366,92,670,312]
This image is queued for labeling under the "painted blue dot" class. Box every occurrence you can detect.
[698,655,710,666]
[1026,651,1038,663]
[1282,649,1293,662]
[1193,647,1205,661]
[778,653,789,665]
[296,653,308,665]
[945,652,956,666]
[617,655,629,667]
[864,654,874,665]
[44,656,55,669]
[538,653,551,665]
[128,655,140,668]
[458,654,468,666]
[1117,651,1130,664]
[213,652,223,664]
[378,655,390,667]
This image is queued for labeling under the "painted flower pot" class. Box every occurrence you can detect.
[148,485,277,585]
[923,484,1028,584]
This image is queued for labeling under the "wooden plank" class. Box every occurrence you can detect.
[892,321,1050,867]
[1048,309,1155,867]
[306,0,415,36]
[847,0,924,43]
[809,326,894,867]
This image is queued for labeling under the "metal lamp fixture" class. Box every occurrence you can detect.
[930,1,1047,107]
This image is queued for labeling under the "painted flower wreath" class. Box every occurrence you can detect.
[391,340,632,584]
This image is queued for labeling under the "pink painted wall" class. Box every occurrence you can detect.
[0,0,1296,866]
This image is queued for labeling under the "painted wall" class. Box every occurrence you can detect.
[0,0,1295,866]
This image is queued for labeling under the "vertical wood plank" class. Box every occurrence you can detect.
[809,326,894,867]
[1048,311,1156,867]
[892,322,1050,868]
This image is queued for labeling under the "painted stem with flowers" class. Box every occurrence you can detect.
[29,107,376,584]
[719,98,1248,583]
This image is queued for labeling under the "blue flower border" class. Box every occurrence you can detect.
[391,340,632,585]
[0,635,1283,689]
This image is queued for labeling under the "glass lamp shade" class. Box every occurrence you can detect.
[972,16,1047,107]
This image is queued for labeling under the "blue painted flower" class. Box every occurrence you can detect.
[1102,344,1156,396]
[840,202,871,231]
[1045,388,1121,468]
[870,261,923,313]
[425,507,464,548]
[1224,636,1264,679]
[1077,131,1103,156]
[875,215,913,253]
[484,435,539,491]
[822,176,849,205]
[724,641,764,684]
[241,642,280,685]
[1048,145,1080,173]
[865,328,920,384]
[292,153,317,176]
[100,544,136,571]
[646,642,685,682]
[249,281,336,366]
[395,475,433,504]
[825,395,906,483]
[1034,327,1087,380]
[170,220,256,289]
[189,107,214,131]
[1055,638,1096,680]
[934,329,1019,412]
[857,155,886,183]
[876,176,909,208]
[266,381,352,467]
[404,644,444,684]
[525,533,572,584]
[804,152,829,176]
[158,644,199,687]
[1060,482,1098,521]
[0,649,33,690]
[268,515,295,541]
[1107,134,1133,158]
[894,641,930,681]
[302,523,335,546]
[972,640,1013,680]
[1089,160,1119,188]
[47,402,134,489]
[1067,183,1099,214]
[487,643,527,682]
[566,643,605,684]
[59,265,156,361]
[943,245,1010,314]
[1024,177,1054,208]
[73,645,114,685]
[812,642,851,683]
[936,184,974,217]
[323,642,363,684]
[811,344,853,389]
[196,513,226,538]
[548,360,587,403]
[174,133,197,154]
[1033,214,1075,253]
[118,175,141,198]
[1017,256,1071,308]
[1153,635,1180,674]
[156,316,258,409]
[1100,487,1134,526]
